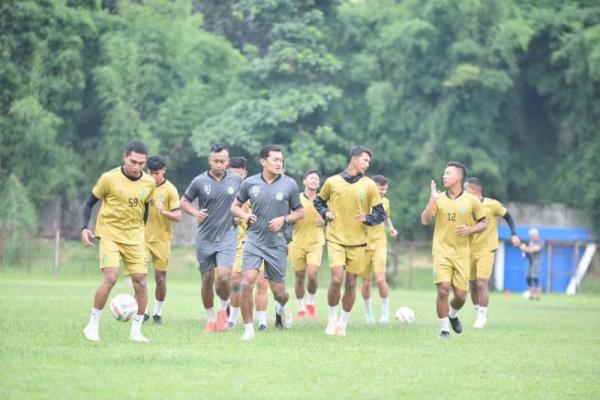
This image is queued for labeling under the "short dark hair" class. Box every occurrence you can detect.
[229,156,247,169]
[260,144,283,159]
[125,140,148,156]
[210,143,229,154]
[464,177,481,187]
[303,169,321,180]
[372,175,389,185]
[447,161,467,181]
[147,155,167,171]
[348,145,373,161]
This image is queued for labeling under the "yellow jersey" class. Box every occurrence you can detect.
[92,167,156,245]
[291,193,326,249]
[367,197,391,249]
[432,191,485,258]
[469,197,507,255]
[319,174,382,246]
[145,179,180,243]
[236,202,251,243]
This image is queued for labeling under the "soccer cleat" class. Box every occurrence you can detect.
[449,316,463,334]
[216,310,229,332]
[143,313,150,323]
[83,325,99,342]
[275,311,283,329]
[129,332,150,342]
[335,325,346,336]
[152,315,162,324]
[282,307,293,328]
[258,324,268,331]
[439,331,451,339]
[306,304,317,320]
[204,321,218,333]
[227,321,237,329]
[365,313,375,324]
[379,314,389,324]
[297,310,306,319]
[473,315,487,329]
[325,318,338,336]
[241,330,256,341]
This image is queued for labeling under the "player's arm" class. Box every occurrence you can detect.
[502,210,520,247]
[520,243,542,253]
[180,195,208,223]
[231,198,256,225]
[158,206,182,222]
[361,203,386,226]
[386,217,398,238]
[421,180,439,225]
[81,192,99,246]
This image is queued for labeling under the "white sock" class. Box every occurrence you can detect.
[88,307,102,327]
[296,297,305,311]
[449,306,458,318]
[256,311,267,326]
[474,304,480,314]
[153,300,164,317]
[381,297,389,316]
[206,307,216,322]
[220,298,228,312]
[439,317,450,332]
[130,314,144,335]
[364,299,373,316]
[479,306,488,317]
[307,293,316,305]
[328,306,338,320]
[244,323,254,334]
[339,311,351,328]
[228,306,240,324]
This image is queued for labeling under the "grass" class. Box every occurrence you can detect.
[1,273,600,399]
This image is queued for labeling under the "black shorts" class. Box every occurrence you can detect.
[526,277,539,287]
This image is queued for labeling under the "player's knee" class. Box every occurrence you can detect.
[437,284,450,298]
[376,275,386,286]
[476,280,487,292]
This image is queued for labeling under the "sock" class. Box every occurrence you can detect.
[144,306,149,315]
[474,304,480,314]
[307,293,316,305]
[449,306,458,319]
[220,298,228,312]
[296,297,305,312]
[381,297,389,316]
[363,299,373,316]
[228,306,240,324]
[153,300,164,317]
[88,307,102,327]
[244,323,254,334]
[339,311,351,328]
[256,311,267,326]
[130,314,144,335]
[328,306,338,320]
[206,307,216,322]
[479,306,488,317]
[439,317,450,332]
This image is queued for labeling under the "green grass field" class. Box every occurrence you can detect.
[1,273,599,399]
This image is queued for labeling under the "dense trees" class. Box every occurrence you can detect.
[0,0,598,238]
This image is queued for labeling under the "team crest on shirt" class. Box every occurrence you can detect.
[358,191,365,201]
[275,192,284,201]
[159,193,165,202]
[251,185,261,197]
[227,186,235,195]
[204,185,212,195]
[140,189,148,200]
[458,206,467,215]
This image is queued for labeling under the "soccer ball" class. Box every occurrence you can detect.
[110,294,138,322]
[395,307,415,324]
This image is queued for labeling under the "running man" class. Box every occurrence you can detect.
[81,140,156,342]
[288,170,326,320]
[145,155,182,324]
[360,175,398,324]
[420,161,487,338]
[464,177,520,329]
[231,144,304,341]
[181,144,242,333]
[314,145,386,337]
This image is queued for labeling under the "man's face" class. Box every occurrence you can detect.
[352,152,371,175]
[209,150,229,176]
[229,167,247,179]
[303,173,320,191]
[260,151,284,175]
[530,232,539,241]
[377,183,388,196]
[123,151,147,177]
[442,166,462,189]
[149,167,166,185]
[464,182,480,196]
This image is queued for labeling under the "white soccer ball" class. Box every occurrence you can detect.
[110,294,138,322]
[395,307,415,324]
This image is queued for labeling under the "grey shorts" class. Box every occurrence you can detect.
[241,240,288,283]
[196,228,237,273]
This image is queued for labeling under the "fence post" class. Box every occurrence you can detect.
[54,221,60,277]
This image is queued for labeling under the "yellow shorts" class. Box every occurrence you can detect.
[469,251,495,280]
[327,241,367,275]
[289,243,324,272]
[359,245,387,279]
[232,242,264,273]
[146,241,171,272]
[98,237,147,276]
[433,255,469,291]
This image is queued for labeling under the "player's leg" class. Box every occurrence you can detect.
[151,241,170,324]
[265,244,292,329]
[436,282,452,337]
[473,279,488,328]
[360,250,374,324]
[255,266,269,330]
[469,254,479,320]
[295,269,307,318]
[375,271,390,323]
[335,247,366,336]
[240,267,259,340]
[200,267,218,332]
[214,266,232,331]
[534,278,541,300]
[85,265,119,342]
[228,243,244,328]
[305,264,319,319]
[129,272,149,342]
[326,242,346,334]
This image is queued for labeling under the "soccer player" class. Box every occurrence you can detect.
[521,228,543,300]
[181,144,242,333]
[420,162,487,338]
[231,145,304,341]
[464,177,520,329]
[288,170,326,320]
[360,175,398,324]
[314,145,386,337]
[81,140,156,342]
[145,155,182,324]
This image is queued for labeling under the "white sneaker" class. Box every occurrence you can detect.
[241,330,256,341]
[365,313,374,324]
[129,332,150,342]
[83,324,99,342]
[473,315,487,329]
[282,306,293,328]
[379,314,389,324]
[335,325,346,336]
[325,318,338,336]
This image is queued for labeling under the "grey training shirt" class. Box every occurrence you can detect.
[237,173,302,248]
[184,171,242,242]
